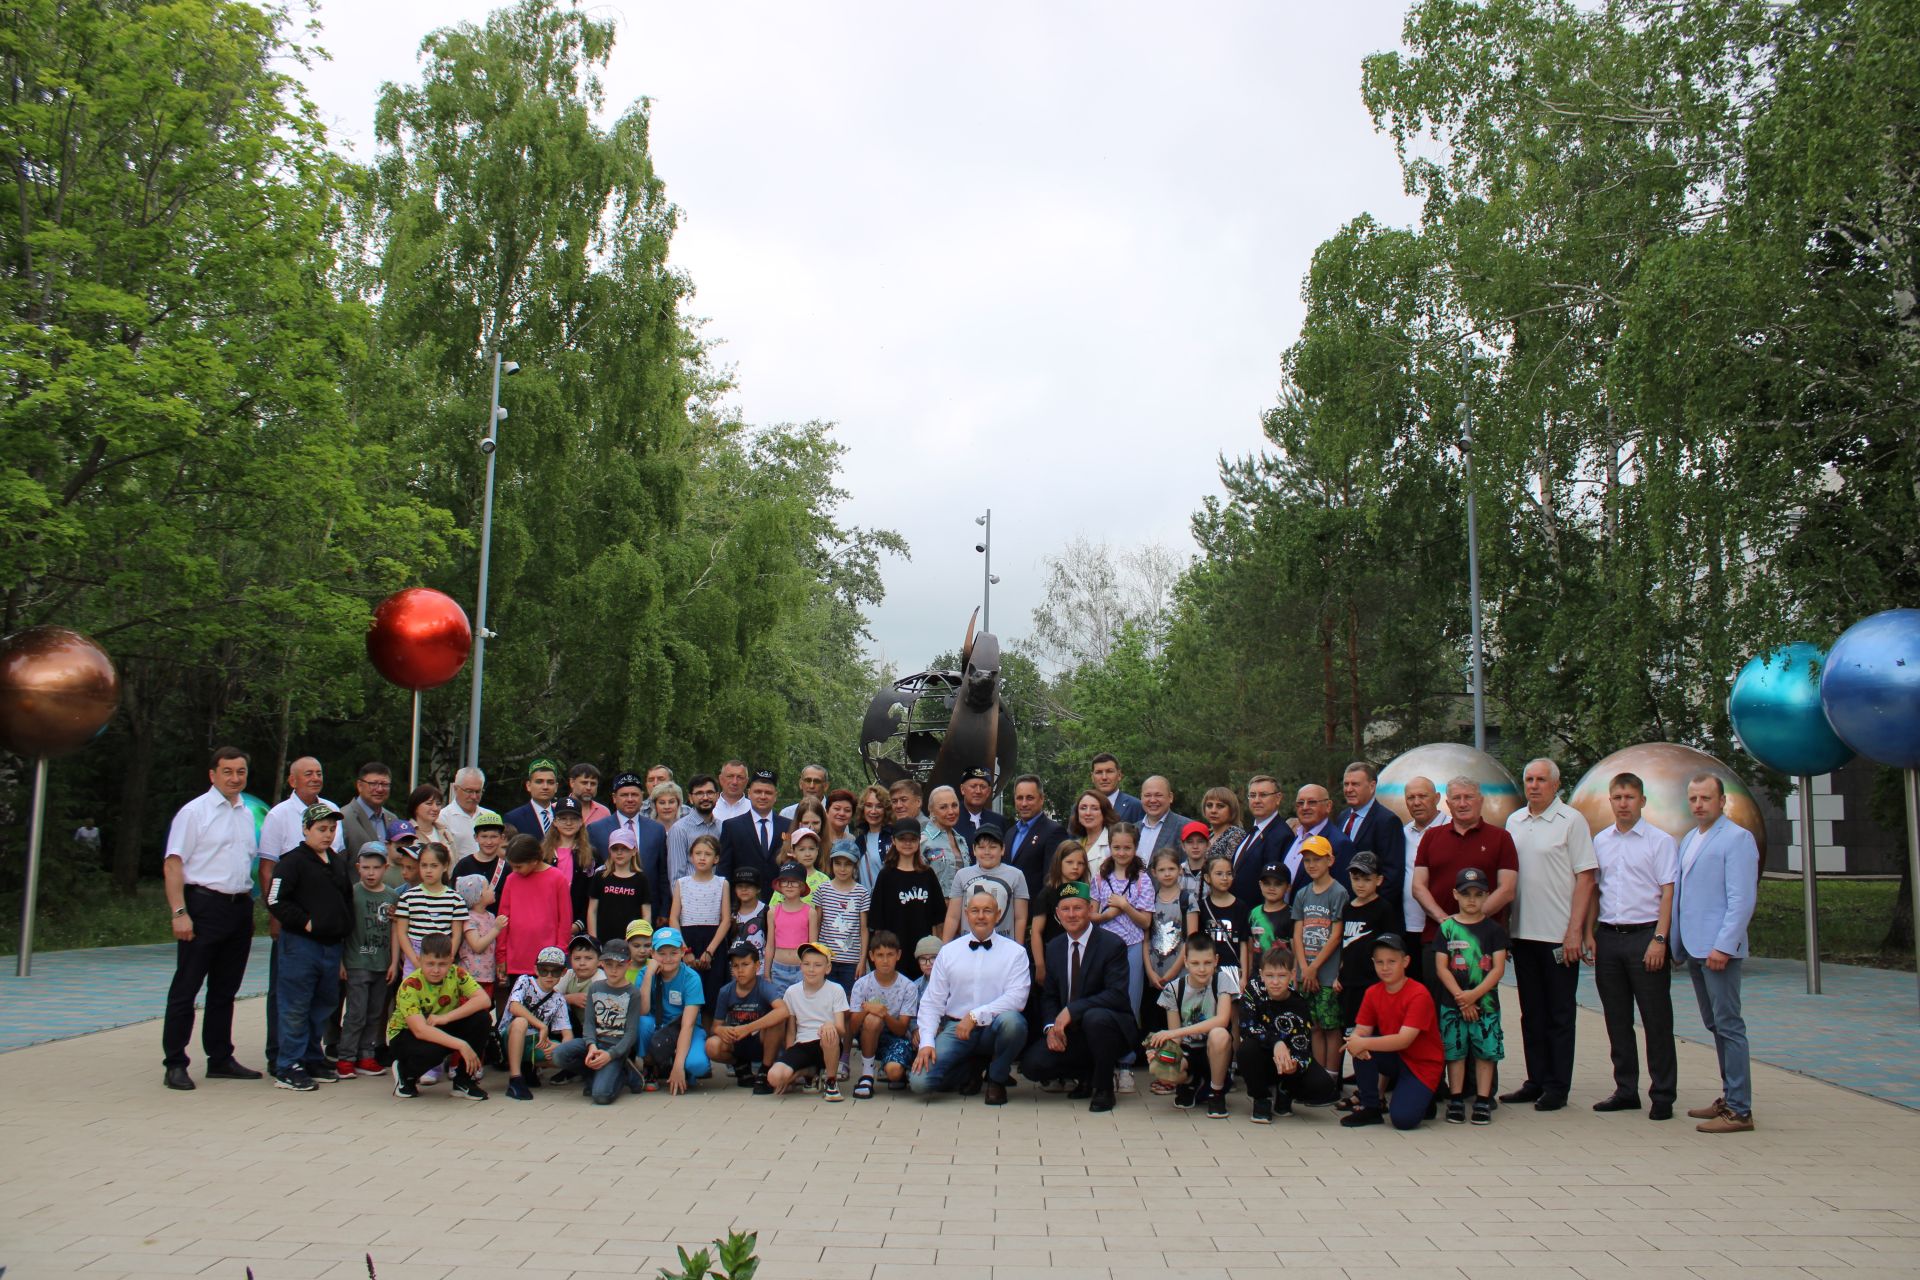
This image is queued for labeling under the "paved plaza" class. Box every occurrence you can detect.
[3,986,1919,1280]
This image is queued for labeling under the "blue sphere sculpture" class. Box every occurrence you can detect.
[1729,643,1855,777]
[1820,609,1920,769]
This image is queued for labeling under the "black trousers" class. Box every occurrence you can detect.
[1512,938,1580,1099]
[1240,1041,1341,1106]
[389,1012,494,1082]
[1018,1007,1135,1089]
[1593,925,1676,1104]
[162,887,255,1070]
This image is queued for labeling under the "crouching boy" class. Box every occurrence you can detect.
[387,934,493,1100]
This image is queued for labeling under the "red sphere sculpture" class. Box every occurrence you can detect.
[366,589,473,691]
[0,626,121,757]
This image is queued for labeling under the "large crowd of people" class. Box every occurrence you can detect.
[158,747,1760,1133]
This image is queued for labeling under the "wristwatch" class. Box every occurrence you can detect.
[172,907,188,918]
[1651,933,1666,944]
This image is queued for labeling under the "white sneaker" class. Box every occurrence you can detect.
[1116,1070,1136,1095]
[419,1067,443,1086]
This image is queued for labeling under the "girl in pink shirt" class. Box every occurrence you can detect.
[496,836,572,980]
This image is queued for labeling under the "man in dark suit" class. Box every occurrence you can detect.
[1337,761,1408,917]
[588,771,671,921]
[1003,774,1067,900]
[1090,753,1145,823]
[954,767,1006,844]
[1231,774,1292,902]
[1135,776,1190,858]
[718,768,788,886]
[1019,881,1138,1112]
[1284,783,1358,894]
[501,758,562,840]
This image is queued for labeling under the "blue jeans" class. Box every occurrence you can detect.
[552,1037,641,1104]
[1354,1050,1436,1130]
[1687,957,1750,1115]
[637,1014,712,1078]
[909,1012,1029,1093]
[769,960,801,992]
[276,933,342,1075]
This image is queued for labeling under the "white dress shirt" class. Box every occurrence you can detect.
[441,802,480,860]
[916,930,1032,1045]
[1284,818,1331,879]
[713,794,752,824]
[256,793,343,865]
[1138,812,1168,853]
[166,787,260,894]
[1508,797,1600,942]
[1402,821,1434,932]
[1592,818,1679,925]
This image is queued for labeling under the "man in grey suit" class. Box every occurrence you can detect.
[339,761,397,857]
[1134,776,1188,858]
[1674,773,1759,1134]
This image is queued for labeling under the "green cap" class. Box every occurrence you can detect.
[302,803,337,828]
[527,757,560,778]
[471,807,504,831]
[1057,880,1093,902]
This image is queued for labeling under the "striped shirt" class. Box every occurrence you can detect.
[812,881,870,965]
[395,884,469,947]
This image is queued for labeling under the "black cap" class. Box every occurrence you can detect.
[1349,850,1381,877]
[972,826,1002,847]
[776,861,808,883]
[611,772,644,792]
[961,766,992,783]
[726,940,761,962]
[1257,862,1289,882]
[1371,932,1412,955]
[568,933,600,953]
[1455,866,1491,893]
[732,864,761,887]
[553,795,583,817]
[890,823,921,842]
[751,768,777,786]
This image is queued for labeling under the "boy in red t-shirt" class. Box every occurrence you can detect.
[495,835,572,993]
[1339,932,1444,1130]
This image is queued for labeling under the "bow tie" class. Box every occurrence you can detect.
[969,938,993,951]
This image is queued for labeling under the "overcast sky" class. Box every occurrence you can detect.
[301,1,1422,672]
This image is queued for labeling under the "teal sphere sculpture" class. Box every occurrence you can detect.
[1821,609,1920,769]
[1729,644,1855,777]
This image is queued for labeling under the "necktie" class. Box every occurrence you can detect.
[538,807,552,834]
[758,817,770,854]
[1068,938,1082,1003]
[969,938,993,951]
[1344,812,1357,836]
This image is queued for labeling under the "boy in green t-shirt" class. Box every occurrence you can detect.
[339,844,400,1079]
[1435,866,1508,1126]
[1249,866,1291,969]
[386,934,493,1100]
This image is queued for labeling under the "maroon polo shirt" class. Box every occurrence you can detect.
[1413,820,1519,942]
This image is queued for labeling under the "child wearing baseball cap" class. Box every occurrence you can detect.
[707,940,782,1090]
[1434,866,1508,1125]
[549,938,640,1105]
[765,942,849,1101]
[635,926,711,1093]
[502,945,574,1100]
[1340,932,1445,1130]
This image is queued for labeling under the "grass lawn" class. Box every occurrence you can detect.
[0,880,272,956]
[1750,877,1911,971]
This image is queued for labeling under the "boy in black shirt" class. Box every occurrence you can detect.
[1335,851,1399,1033]
[267,805,355,1092]
[1238,945,1338,1122]
[708,941,782,1088]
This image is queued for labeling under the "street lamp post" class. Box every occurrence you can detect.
[974,510,999,633]
[466,353,518,770]
[1458,392,1486,752]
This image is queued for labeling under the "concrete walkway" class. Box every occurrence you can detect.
[1,982,1918,1278]
[0,938,273,1054]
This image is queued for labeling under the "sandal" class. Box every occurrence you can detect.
[852,1074,875,1100]
[1335,1093,1359,1113]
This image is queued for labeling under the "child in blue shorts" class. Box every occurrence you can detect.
[848,930,920,1097]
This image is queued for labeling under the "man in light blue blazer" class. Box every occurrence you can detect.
[1673,773,1759,1133]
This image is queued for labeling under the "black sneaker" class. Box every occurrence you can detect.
[1174,1081,1199,1109]
[302,1060,336,1084]
[391,1060,418,1099]
[736,1067,759,1089]
[1472,1096,1494,1126]
[1446,1098,1467,1124]
[753,1079,775,1096]
[449,1072,488,1101]
[1250,1097,1275,1125]
[274,1067,317,1092]
[1272,1095,1294,1117]
[1206,1090,1228,1119]
[505,1076,532,1101]
[1339,1106,1384,1127]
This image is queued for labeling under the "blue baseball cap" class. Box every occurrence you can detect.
[650,926,685,950]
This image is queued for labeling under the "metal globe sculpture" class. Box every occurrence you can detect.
[1568,743,1766,856]
[1377,743,1521,827]
[1729,643,1855,778]
[366,588,473,690]
[861,612,1016,793]
[1820,609,1920,769]
[0,626,121,758]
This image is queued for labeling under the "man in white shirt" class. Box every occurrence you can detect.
[1585,770,1679,1121]
[911,888,1032,1104]
[1503,757,1599,1112]
[1400,776,1442,935]
[778,763,829,821]
[161,746,266,1091]
[1135,776,1188,857]
[255,756,344,1072]
[441,766,486,861]
[712,759,752,824]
